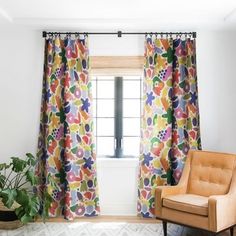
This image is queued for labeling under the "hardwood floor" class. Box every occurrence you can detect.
[37,215,157,223]
[38,216,235,235]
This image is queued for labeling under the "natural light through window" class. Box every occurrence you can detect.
[92,76,142,158]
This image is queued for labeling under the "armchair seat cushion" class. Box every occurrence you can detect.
[163,194,208,216]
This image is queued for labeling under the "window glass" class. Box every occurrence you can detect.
[123,80,140,98]
[97,137,114,156]
[123,118,140,136]
[97,80,114,98]
[97,118,114,136]
[123,99,140,117]
[123,137,140,157]
[97,100,114,117]
[92,76,141,158]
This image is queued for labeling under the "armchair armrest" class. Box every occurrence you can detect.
[208,167,236,232]
[208,194,236,232]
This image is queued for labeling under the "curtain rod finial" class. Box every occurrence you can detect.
[42,31,47,38]
[193,32,197,38]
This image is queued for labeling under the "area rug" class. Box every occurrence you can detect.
[0,222,183,236]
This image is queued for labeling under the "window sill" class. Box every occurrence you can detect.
[97,156,139,168]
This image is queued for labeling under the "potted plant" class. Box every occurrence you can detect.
[0,153,55,229]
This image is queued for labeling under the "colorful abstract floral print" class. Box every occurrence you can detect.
[138,36,201,217]
[37,36,100,220]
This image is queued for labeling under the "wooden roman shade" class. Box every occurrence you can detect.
[90,56,144,76]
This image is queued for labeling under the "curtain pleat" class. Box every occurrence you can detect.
[138,36,201,217]
[37,36,99,220]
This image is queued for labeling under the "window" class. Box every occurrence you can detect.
[92,76,142,158]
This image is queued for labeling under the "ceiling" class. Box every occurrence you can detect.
[0,0,236,31]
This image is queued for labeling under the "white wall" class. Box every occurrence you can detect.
[0,28,236,215]
[0,29,43,159]
[89,35,144,56]
[97,158,139,215]
[197,31,236,153]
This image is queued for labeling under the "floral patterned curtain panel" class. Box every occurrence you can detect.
[138,36,201,217]
[37,36,99,220]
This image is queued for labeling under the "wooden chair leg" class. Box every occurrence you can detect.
[162,221,167,236]
[230,227,234,236]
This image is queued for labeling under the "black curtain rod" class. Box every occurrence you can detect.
[42,31,197,38]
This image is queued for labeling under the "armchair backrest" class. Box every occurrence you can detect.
[187,150,236,197]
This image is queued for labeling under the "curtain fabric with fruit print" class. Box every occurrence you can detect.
[37,35,99,220]
[138,35,201,217]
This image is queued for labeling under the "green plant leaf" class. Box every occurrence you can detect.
[41,191,53,221]
[26,170,38,186]
[15,189,29,206]
[20,214,33,224]
[0,189,17,208]
[11,157,27,172]
[15,190,40,222]
[0,175,6,189]
[28,196,40,216]
[0,163,10,171]
[15,206,25,219]
[0,154,42,223]
[26,153,36,166]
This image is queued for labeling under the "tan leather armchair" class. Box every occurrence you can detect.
[155,150,236,236]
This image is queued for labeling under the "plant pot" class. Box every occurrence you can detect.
[0,199,23,229]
